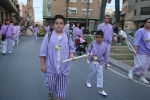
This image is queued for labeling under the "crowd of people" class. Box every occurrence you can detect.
[0,19,22,55]
[39,14,150,100]
[0,15,150,100]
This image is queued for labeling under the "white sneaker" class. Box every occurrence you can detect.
[86,82,91,88]
[8,51,12,54]
[128,70,133,80]
[107,64,110,67]
[139,77,149,84]
[99,90,107,96]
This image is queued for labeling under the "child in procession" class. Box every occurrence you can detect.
[86,30,108,96]
[33,24,39,39]
[39,14,75,100]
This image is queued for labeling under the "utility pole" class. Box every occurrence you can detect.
[66,0,69,21]
[86,0,90,29]
[99,0,107,24]
[115,0,120,27]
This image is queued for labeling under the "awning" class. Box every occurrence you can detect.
[0,0,18,13]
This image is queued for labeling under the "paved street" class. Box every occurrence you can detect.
[0,36,150,100]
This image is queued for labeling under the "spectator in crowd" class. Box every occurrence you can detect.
[113,23,118,34]
[117,26,127,44]
[63,21,70,34]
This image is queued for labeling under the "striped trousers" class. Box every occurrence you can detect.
[87,63,103,88]
[133,54,150,75]
[44,74,69,99]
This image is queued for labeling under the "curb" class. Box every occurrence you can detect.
[0,45,2,52]
[109,57,150,81]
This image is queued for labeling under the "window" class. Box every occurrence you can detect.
[47,0,51,5]
[82,9,92,15]
[1,12,4,23]
[123,0,128,4]
[47,8,51,16]
[141,7,150,15]
[135,0,137,3]
[82,0,92,3]
[82,9,86,15]
[5,12,8,19]
[69,0,77,2]
[68,8,77,14]
[88,9,92,15]
[134,10,136,15]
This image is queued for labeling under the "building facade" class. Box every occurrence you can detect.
[0,0,20,23]
[18,2,27,23]
[121,0,150,34]
[43,0,103,29]
[132,0,150,27]
[26,0,34,25]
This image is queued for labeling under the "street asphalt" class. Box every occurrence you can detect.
[0,36,150,100]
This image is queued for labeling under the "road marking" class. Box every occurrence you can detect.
[108,67,150,87]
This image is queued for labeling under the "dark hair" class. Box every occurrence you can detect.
[140,18,150,28]
[143,18,150,24]
[75,22,81,29]
[96,30,104,38]
[53,14,66,24]
[104,15,110,19]
[5,19,10,25]
[140,25,144,28]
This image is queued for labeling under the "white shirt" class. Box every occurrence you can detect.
[18,26,21,33]
[118,30,127,39]
[14,26,18,34]
[56,35,62,73]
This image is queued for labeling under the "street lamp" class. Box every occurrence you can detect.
[66,0,69,21]
[86,0,90,29]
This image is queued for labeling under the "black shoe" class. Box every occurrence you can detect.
[48,92,53,100]
[2,53,6,55]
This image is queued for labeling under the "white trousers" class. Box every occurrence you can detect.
[2,38,13,53]
[34,32,37,39]
[15,33,20,44]
[87,63,103,88]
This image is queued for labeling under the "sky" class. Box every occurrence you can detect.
[18,0,122,21]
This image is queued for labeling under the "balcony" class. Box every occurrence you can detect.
[0,0,18,13]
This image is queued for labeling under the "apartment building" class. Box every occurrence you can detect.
[0,0,20,23]
[132,0,150,27]
[26,0,34,25]
[122,0,128,13]
[121,0,150,33]
[43,0,102,29]
[18,2,27,23]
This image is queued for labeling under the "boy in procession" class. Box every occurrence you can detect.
[39,14,75,100]
[86,30,108,96]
